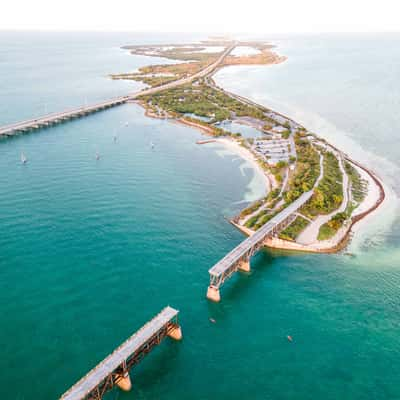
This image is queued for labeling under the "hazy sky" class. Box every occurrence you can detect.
[1,0,399,33]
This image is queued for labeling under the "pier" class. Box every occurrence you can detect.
[60,306,182,400]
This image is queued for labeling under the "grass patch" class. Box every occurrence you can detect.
[302,151,343,217]
[345,161,368,204]
[279,216,310,241]
[317,211,347,240]
[284,135,320,204]
[140,83,274,124]
[239,199,265,218]
[317,224,336,241]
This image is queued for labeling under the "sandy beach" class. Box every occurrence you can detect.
[215,137,272,194]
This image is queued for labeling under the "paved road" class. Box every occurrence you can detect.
[297,151,348,245]
[0,44,236,137]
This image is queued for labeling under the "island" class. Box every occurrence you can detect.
[112,38,385,253]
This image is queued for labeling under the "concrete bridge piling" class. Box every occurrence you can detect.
[206,192,314,302]
[60,306,182,400]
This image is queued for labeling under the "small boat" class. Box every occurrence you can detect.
[21,152,27,164]
[125,122,129,127]
[96,152,100,160]
[113,135,117,143]
[150,141,155,149]
[287,335,293,342]
[209,318,216,324]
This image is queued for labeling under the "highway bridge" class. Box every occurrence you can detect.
[0,44,235,137]
[207,153,324,302]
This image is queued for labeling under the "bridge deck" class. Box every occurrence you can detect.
[0,45,235,137]
[209,190,314,277]
[60,306,178,400]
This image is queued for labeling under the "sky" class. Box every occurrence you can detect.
[1,0,399,33]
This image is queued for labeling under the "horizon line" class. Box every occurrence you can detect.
[0,28,399,35]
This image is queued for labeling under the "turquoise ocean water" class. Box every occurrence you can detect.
[0,32,399,400]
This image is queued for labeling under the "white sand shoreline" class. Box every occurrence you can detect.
[214,137,272,196]
[226,148,385,253]
[136,77,386,253]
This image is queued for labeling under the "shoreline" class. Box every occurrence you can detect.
[140,98,385,253]
[175,117,273,198]
[213,137,272,194]
[138,103,273,196]
[134,53,386,254]
[137,94,386,254]
[228,154,385,254]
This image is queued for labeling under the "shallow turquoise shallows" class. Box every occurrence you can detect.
[0,32,400,400]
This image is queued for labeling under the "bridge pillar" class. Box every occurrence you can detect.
[167,323,183,341]
[238,259,250,272]
[206,285,221,302]
[115,371,132,391]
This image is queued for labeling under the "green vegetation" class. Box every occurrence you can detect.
[275,173,283,183]
[276,160,288,169]
[182,116,231,137]
[158,49,220,63]
[115,40,359,243]
[302,151,343,217]
[241,191,281,228]
[279,216,310,241]
[247,210,279,230]
[239,199,265,218]
[281,129,291,139]
[268,188,280,200]
[112,44,224,87]
[140,83,274,126]
[245,200,291,230]
[317,212,347,240]
[345,161,367,204]
[284,135,320,204]
[111,71,178,87]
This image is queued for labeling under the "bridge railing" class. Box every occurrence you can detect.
[60,306,182,400]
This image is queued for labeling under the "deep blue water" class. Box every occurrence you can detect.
[0,31,400,400]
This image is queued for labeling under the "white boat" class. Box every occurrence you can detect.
[150,141,155,149]
[125,122,129,127]
[21,152,27,164]
[96,152,100,160]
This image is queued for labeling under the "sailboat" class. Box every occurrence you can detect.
[21,152,27,164]
[150,141,155,149]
